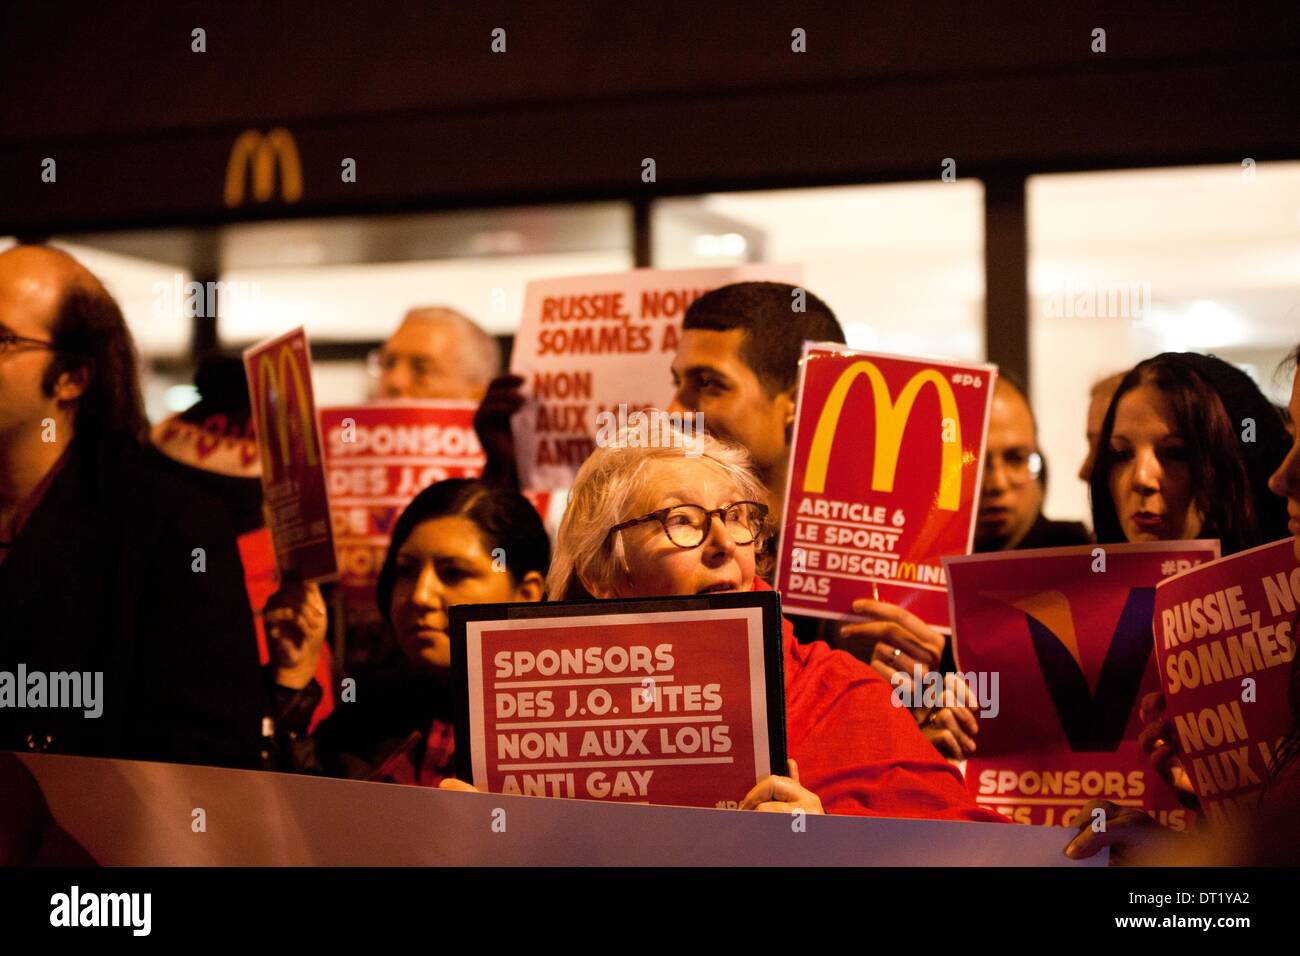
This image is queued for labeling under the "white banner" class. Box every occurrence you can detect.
[8,752,1101,866]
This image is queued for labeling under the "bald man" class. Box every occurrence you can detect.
[0,244,264,768]
[374,306,501,401]
[975,376,1090,552]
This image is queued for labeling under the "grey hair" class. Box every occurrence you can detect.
[548,424,771,601]
[402,306,501,389]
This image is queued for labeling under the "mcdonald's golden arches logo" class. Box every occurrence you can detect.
[224,128,303,208]
[255,344,319,477]
[803,361,963,511]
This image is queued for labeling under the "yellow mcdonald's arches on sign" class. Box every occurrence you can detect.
[224,128,303,207]
[803,360,963,511]
[256,345,318,476]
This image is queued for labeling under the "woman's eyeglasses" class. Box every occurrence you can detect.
[608,501,768,549]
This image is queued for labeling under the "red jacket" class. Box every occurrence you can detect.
[759,579,1006,823]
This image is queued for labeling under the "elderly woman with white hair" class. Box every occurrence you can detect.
[448,421,1006,821]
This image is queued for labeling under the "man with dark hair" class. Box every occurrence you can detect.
[668,281,845,520]
[0,244,264,768]
[473,280,845,515]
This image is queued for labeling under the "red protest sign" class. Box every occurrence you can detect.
[450,592,786,809]
[320,401,484,608]
[243,327,337,582]
[1154,538,1300,826]
[944,541,1220,828]
[777,344,995,630]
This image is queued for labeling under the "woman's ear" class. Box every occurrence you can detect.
[513,570,546,603]
[580,533,631,599]
[579,568,617,600]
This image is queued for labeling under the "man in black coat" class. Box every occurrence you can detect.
[0,244,264,768]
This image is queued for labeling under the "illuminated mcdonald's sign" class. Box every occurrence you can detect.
[803,361,963,510]
[223,128,303,207]
[255,344,319,476]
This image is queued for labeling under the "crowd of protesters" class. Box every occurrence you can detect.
[1,242,1297,865]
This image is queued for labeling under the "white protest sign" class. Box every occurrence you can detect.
[510,265,802,491]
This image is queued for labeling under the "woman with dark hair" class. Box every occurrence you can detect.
[1067,347,1300,864]
[266,479,548,784]
[1088,351,1290,555]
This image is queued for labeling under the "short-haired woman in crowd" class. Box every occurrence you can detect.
[1067,349,1297,863]
[265,479,548,784]
[446,423,1006,821]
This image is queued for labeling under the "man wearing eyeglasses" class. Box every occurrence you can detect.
[0,244,264,769]
[975,376,1090,553]
[372,306,500,401]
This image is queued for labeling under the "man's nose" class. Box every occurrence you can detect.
[382,363,411,398]
[982,458,1011,494]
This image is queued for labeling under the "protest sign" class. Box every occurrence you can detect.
[243,327,336,582]
[320,401,484,616]
[510,265,801,491]
[1154,538,1299,825]
[450,591,787,809]
[776,344,995,629]
[945,540,1220,827]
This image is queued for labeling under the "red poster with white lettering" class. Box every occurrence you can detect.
[451,592,786,809]
[243,327,337,582]
[945,541,1220,828]
[1153,538,1300,826]
[510,265,801,491]
[320,402,485,620]
[776,344,995,630]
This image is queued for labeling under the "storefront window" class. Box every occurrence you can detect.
[653,182,986,361]
[46,203,632,416]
